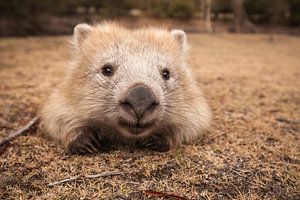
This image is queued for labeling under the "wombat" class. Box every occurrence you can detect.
[40,22,211,154]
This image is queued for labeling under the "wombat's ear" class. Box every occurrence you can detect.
[73,23,92,50]
[171,29,187,50]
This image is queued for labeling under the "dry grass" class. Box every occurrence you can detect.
[0,33,299,199]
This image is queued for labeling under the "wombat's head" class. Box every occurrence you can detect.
[69,23,194,138]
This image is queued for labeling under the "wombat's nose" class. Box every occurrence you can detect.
[120,85,159,119]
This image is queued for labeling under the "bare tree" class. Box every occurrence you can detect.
[233,0,244,32]
[232,0,256,32]
[200,0,213,33]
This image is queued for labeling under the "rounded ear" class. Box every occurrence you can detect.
[73,23,92,51]
[171,29,187,50]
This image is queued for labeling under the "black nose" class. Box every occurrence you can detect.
[120,85,159,119]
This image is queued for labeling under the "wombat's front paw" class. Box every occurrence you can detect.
[67,132,102,155]
[143,136,170,152]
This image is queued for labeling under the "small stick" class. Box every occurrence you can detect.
[48,175,80,187]
[84,171,122,178]
[48,171,122,187]
[0,116,39,146]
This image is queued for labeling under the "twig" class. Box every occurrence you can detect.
[275,117,298,125]
[0,116,39,146]
[84,171,122,178]
[48,171,122,187]
[48,175,80,187]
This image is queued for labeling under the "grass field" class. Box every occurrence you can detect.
[0,33,299,199]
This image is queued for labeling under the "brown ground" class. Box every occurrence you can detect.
[0,33,299,200]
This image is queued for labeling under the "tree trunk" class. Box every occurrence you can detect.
[202,0,213,33]
[233,0,257,32]
[233,0,244,32]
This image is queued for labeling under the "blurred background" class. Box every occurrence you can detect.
[1,0,299,36]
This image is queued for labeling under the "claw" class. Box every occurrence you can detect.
[90,133,102,149]
[85,141,98,153]
[66,129,106,154]
[143,136,170,152]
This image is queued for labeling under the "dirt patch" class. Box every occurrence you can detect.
[0,33,299,199]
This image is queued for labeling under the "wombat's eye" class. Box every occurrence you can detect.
[162,68,170,80]
[101,64,114,76]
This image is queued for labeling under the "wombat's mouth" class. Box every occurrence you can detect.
[118,120,154,135]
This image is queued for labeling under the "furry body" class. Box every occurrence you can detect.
[41,23,211,154]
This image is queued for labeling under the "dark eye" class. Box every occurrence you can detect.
[101,64,114,76]
[162,68,170,80]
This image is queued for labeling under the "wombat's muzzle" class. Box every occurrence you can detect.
[119,84,159,121]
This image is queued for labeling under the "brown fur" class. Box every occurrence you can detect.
[40,22,211,154]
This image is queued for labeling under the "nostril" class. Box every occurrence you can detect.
[119,100,134,112]
[147,101,159,112]
[120,100,131,106]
